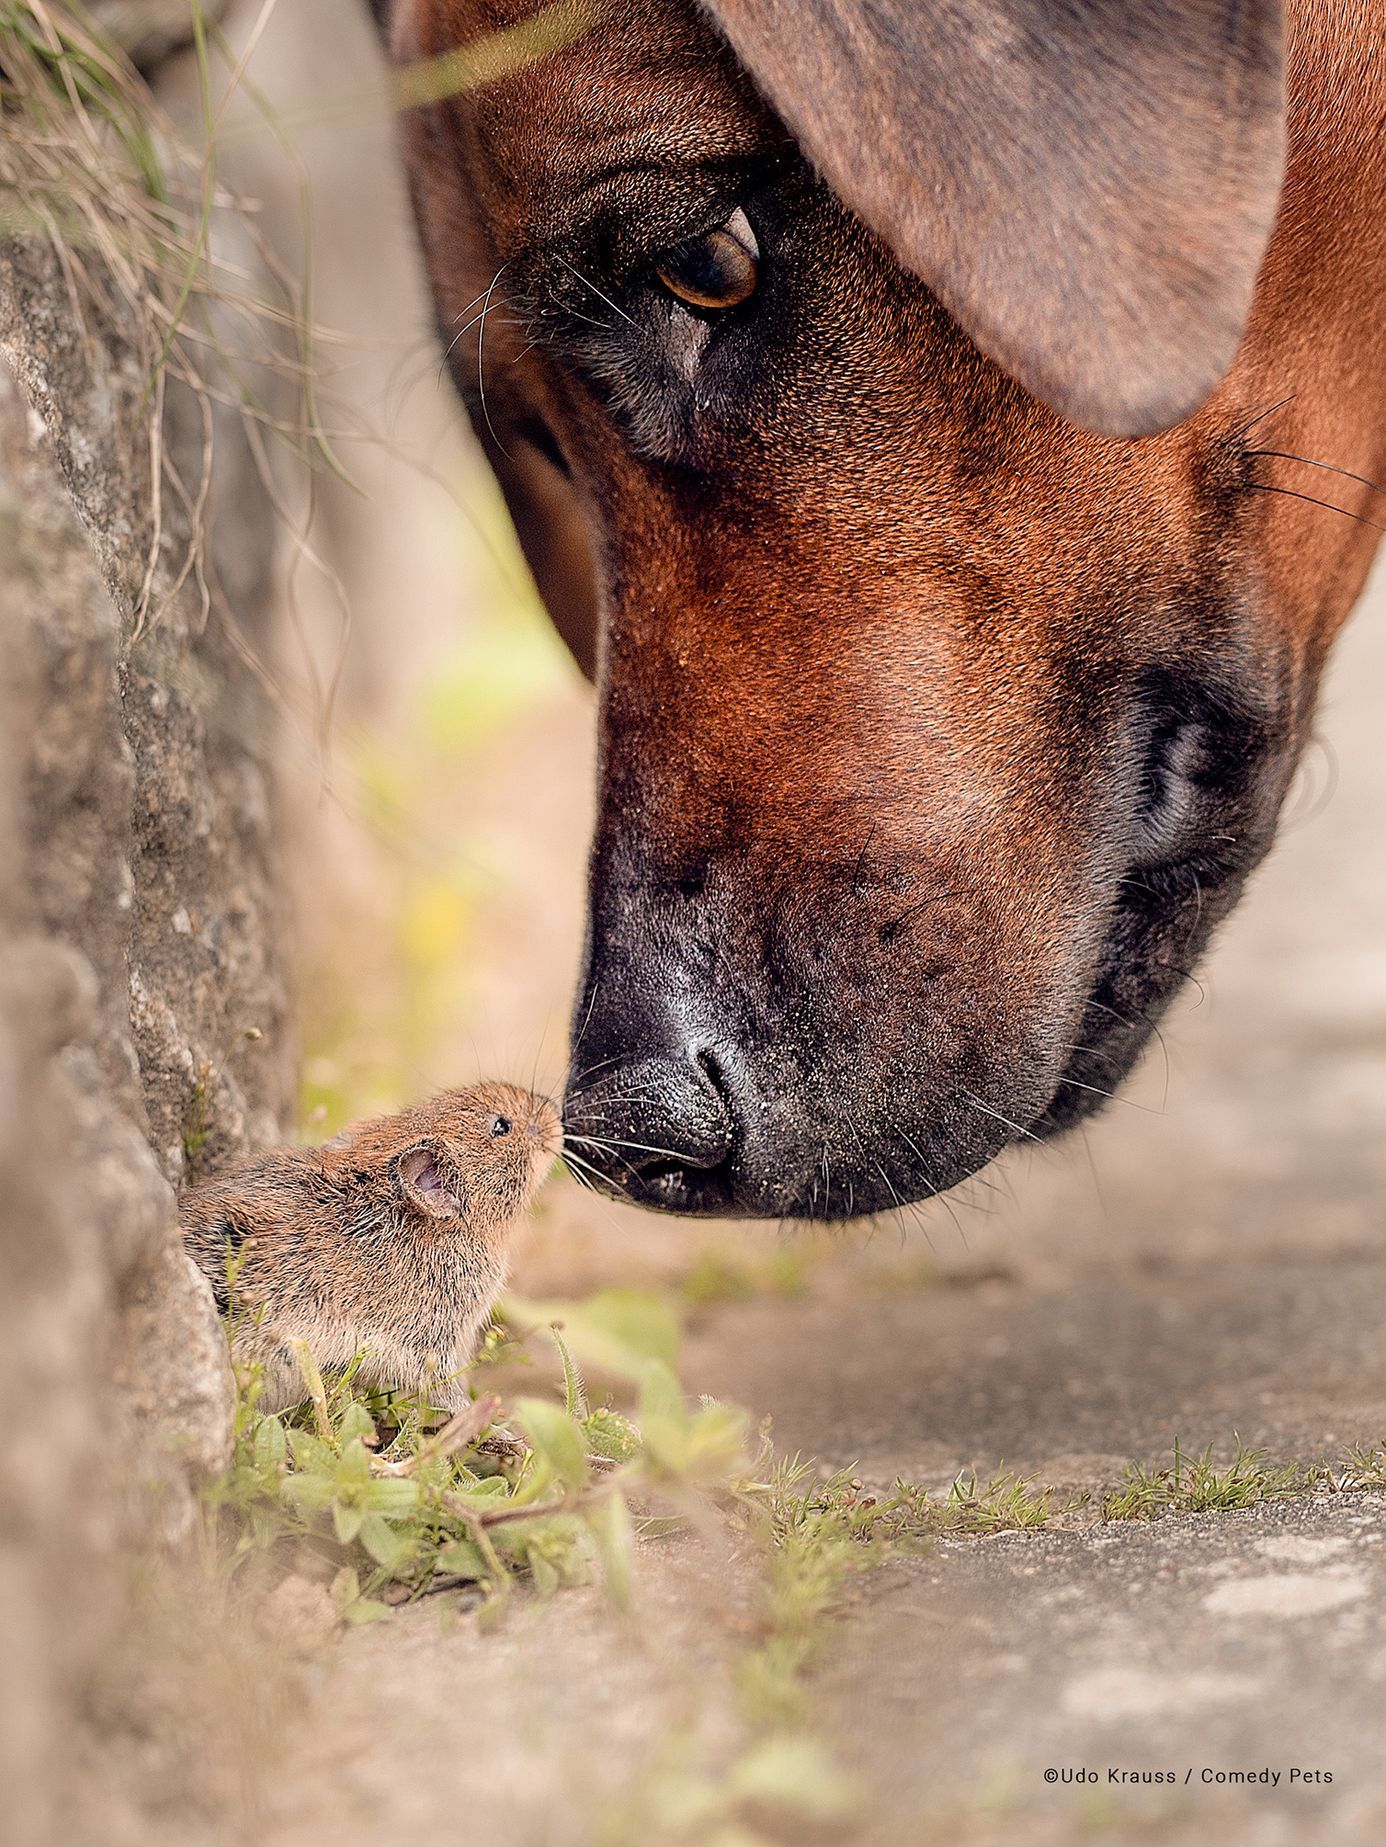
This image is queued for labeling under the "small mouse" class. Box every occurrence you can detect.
[180,1082,561,1413]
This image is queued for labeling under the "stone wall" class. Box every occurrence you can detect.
[0,206,291,1847]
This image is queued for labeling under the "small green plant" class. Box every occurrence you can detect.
[181,1056,215,1171]
[751,1457,1072,1552]
[180,1027,263,1176]
[1101,1436,1316,1521]
[1099,1433,1386,1521]
[933,1467,1068,1534]
[1340,1440,1386,1489]
[205,1306,750,1624]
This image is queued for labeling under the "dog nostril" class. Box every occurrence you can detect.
[564,1053,735,1179]
[1128,670,1238,869]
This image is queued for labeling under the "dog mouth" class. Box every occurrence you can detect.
[563,946,1164,1222]
[562,825,1279,1224]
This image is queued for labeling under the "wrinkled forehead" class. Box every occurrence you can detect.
[406,0,780,245]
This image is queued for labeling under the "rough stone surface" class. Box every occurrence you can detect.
[0,234,292,1487]
[820,1494,1386,1845]
[0,210,291,1847]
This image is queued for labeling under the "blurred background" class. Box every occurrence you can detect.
[218,0,587,1107]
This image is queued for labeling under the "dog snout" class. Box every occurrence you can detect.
[564,1050,736,1208]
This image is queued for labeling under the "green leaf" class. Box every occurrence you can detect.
[529,1549,560,1599]
[682,1402,751,1484]
[436,1538,488,1580]
[591,1490,635,1612]
[338,1401,378,1447]
[551,1324,588,1418]
[332,1499,365,1545]
[252,1416,287,1474]
[280,1474,335,1517]
[287,1428,336,1474]
[330,1565,361,1609]
[638,1358,685,1428]
[336,1438,374,1485]
[358,1512,410,1570]
[584,1407,641,1464]
[342,1595,393,1626]
[447,1481,512,1514]
[637,1360,693,1473]
[515,1398,590,1491]
[451,1473,508,1501]
[365,1478,421,1516]
[635,1366,749,1485]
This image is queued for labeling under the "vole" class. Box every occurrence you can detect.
[180,1082,561,1413]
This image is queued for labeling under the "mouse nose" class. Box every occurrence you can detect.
[525,1093,563,1156]
[563,1052,735,1207]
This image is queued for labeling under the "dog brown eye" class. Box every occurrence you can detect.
[654,208,759,311]
[489,1114,513,1138]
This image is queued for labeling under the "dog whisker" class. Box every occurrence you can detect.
[1248,447,1386,504]
[1229,391,1297,439]
[562,1146,637,1197]
[472,263,511,459]
[959,1087,1041,1145]
[1247,481,1386,535]
[556,254,639,328]
[887,1116,959,1248]
[1052,1074,1164,1115]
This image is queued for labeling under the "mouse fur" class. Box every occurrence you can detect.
[180,1081,561,1412]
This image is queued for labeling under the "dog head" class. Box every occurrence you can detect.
[374,0,1383,1216]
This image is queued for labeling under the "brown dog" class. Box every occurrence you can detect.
[370,0,1386,1218]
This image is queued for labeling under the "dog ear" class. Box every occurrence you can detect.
[362,0,393,34]
[477,429,601,680]
[394,1141,467,1220]
[701,0,1284,437]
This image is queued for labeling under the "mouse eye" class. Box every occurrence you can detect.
[489,1114,513,1138]
[653,208,759,312]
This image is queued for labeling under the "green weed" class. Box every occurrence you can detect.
[1100,1433,1386,1520]
[204,1305,749,1624]
[180,1026,262,1177]
[1340,1440,1386,1489]
[1103,1436,1317,1521]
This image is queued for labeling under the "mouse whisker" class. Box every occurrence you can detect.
[561,1147,638,1198]
[578,1133,702,1165]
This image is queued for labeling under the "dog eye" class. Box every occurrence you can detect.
[653,208,759,311]
[489,1114,513,1138]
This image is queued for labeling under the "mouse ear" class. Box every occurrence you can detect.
[393,1141,467,1221]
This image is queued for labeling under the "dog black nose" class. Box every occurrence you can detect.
[563,1053,736,1207]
